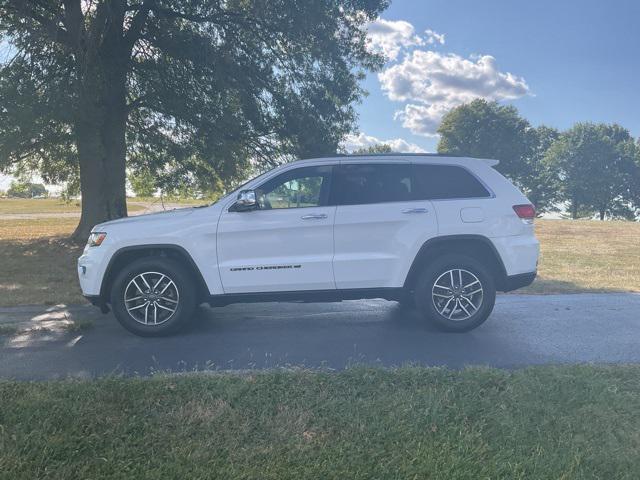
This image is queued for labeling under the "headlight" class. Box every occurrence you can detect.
[88,232,107,247]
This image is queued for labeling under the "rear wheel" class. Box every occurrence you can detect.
[110,257,197,336]
[414,254,496,332]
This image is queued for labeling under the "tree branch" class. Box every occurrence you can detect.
[4,1,73,47]
[124,0,155,52]
[61,0,84,48]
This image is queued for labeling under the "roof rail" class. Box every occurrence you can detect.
[297,152,499,166]
[334,152,463,158]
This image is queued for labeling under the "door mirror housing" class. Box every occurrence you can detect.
[230,189,257,212]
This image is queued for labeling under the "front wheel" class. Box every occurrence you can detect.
[110,257,197,336]
[414,254,496,332]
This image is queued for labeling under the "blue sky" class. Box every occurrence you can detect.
[348,0,640,152]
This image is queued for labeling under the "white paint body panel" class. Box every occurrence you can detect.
[333,200,436,288]
[78,155,539,299]
[217,206,336,293]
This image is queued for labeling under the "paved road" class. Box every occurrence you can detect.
[1,293,639,380]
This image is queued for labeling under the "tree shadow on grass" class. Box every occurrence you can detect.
[0,237,85,307]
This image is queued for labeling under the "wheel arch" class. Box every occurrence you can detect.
[100,244,209,304]
[404,235,508,292]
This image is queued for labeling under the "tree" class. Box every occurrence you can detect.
[523,125,561,213]
[352,143,393,154]
[544,123,637,220]
[128,170,156,198]
[0,0,388,240]
[7,179,48,198]
[437,99,563,212]
[437,99,531,181]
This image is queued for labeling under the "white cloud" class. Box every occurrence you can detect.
[424,29,445,45]
[366,18,425,61]
[342,132,426,153]
[366,20,445,62]
[393,104,451,138]
[379,50,530,136]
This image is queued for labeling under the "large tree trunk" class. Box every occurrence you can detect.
[68,1,131,242]
[71,66,128,242]
[571,200,578,220]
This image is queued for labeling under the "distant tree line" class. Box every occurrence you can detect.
[6,179,48,198]
[437,99,640,220]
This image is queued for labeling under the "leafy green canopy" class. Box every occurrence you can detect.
[544,123,640,220]
[437,99,561,213]
[438,100,640,219]
[0,0,388,194]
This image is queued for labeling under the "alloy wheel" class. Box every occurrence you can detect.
[431,268,483,321]
[124,271,180,325]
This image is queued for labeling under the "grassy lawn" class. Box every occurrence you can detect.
[0,217,639,307]
[0,365,638,479]
[0,197,146,214]
[525,219,640,294]
[0,218,85,306]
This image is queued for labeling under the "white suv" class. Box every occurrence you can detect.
[78,154,539,336]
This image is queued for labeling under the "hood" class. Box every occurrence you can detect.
[93,207,197,230]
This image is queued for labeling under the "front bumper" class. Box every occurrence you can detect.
[84,294,110,313]
[77,245,110,296]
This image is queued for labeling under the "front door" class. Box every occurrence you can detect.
[217,165,336,293]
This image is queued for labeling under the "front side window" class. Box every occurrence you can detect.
[331,163,412,206]
[256,165,333,209]
[412,164,491,200]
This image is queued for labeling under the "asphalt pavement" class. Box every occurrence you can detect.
[1,293,639,380]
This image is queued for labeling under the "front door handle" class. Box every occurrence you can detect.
[301,213,328,220]
[401,208,428,214]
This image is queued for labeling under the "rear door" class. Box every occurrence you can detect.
[331,162,438,289]
[217,164,336,293]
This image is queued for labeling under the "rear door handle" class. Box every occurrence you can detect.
[401,208,428,214]
[301,213,328,220]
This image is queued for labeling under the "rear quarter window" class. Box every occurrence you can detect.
[412,164,491,200]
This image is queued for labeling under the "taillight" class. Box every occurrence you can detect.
[513,204,535,224]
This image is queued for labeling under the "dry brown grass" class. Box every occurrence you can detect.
[525,219,640,294]
[0,217,638,307]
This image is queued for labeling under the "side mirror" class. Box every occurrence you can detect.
[230,189,257,212]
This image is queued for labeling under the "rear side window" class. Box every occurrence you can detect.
[331,164,412,206]
[412,164,491,200]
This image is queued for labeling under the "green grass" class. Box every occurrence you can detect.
[0,365,639,479]
[0,198,145,214]
[0,218,86,306]
[0,198,82,214]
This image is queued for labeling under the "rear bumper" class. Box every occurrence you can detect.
[502,271,537,292]
[490,235,539,277]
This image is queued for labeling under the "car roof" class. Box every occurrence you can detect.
[297,153,499,167]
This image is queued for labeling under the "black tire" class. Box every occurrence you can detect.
[110,257,197,336]
[414,254,496,332]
